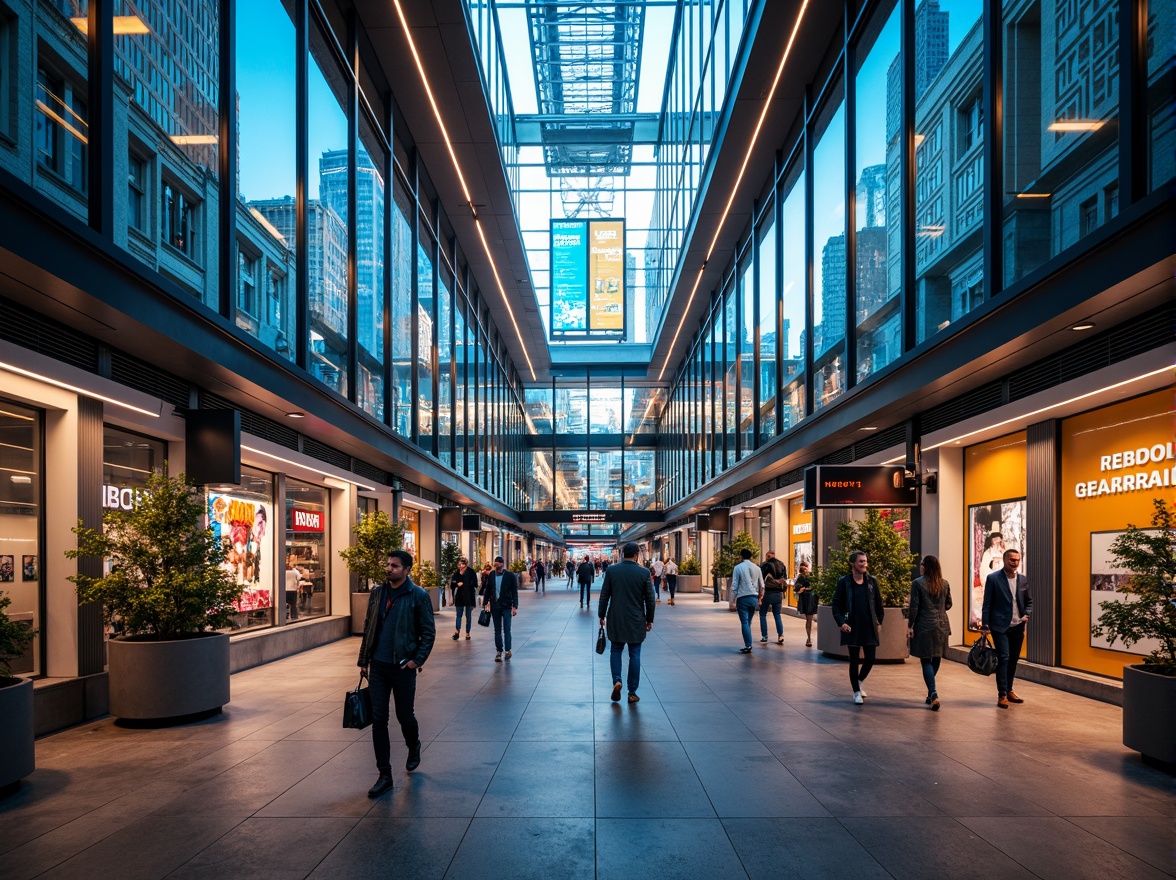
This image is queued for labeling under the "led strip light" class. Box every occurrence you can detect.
[657,1,810,383]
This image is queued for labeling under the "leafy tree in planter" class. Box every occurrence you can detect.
[678,554,701,576]
[711,532,760,580]
[339,510,403,592]
[0,592,37,682]
[812,509,916,608]
[1092,498,1176,676]
[412,559,440,589]
[508,559,528,574]
[439,540,462,586]
[67,466,242,641]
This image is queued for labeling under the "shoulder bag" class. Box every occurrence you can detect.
[595,624,607,655]
[967,633,999,676]
[477,608,491,627]
[343,671,372,729]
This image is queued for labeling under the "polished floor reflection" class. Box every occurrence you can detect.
[1,589,1171,880]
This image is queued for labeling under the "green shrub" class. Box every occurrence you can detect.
[811,509,915,607]
[678,554,701,576]
[339,510,403,591]
[0,592,37,680]
[412,559,440,589]
[711,531,760,580]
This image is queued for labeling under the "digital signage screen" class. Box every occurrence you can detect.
[550,218,624,339]
[551,220,588,336]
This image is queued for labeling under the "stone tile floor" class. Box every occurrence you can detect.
[1,588,1172,879]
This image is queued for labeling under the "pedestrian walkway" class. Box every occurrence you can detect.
[1,590,1171,879]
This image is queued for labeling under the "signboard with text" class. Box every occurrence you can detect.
[803,465,919,509]
[550,218,625,339]
[291,507,324,532]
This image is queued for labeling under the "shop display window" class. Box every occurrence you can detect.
[286,480,329,621]
[0,400,41,676]
[208,467,275,632]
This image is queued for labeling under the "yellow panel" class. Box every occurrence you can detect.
[963,432,1026,507]
[1060,390,1175,678]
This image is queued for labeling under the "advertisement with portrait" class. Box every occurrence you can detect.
[208,491,273,615]
[1088,530,1163,656]
[967,499,1027,630]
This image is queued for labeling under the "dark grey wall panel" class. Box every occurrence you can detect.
[1026,419,1059,666]
[77,396,105,677]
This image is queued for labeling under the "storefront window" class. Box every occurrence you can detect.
[812,94,846,412]
[0,401,41,676]
[399,507,420,559]
[286,480,329,621]
[209,467,275,632]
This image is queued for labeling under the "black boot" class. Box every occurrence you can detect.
[406,740,422,772]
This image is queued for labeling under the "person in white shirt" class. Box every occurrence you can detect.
[650,557,664,603]
[284,559,301,620]
[664,558,679,605]
[729,548,765,653]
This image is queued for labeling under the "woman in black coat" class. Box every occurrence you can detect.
[449,558,480,640]
[831,551,885,704]
[906,555,952,710]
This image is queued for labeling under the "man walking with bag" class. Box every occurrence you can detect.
[358,549,436,797]
[577,555,596,608]
[598,542,656,703]
[981,548,1032,708]
[481,556,519,661]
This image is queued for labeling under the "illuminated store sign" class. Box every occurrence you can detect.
[1073,442,1174,498]
[291,508,323,532]
[102,485,144,510]
[803,465,919,509]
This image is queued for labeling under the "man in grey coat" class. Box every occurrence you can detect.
[597,542,656,703]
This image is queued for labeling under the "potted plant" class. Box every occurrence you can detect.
[1091,498,1176,766]
[439,540,462,605]
[412,559,441,610]
[67,465,243,723]
[339,510,403,634]
[677,554,702,593]
[812,509,915,660]
[711,532,760,603]
[0,591,37,794]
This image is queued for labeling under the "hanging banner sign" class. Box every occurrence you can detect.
[803,465,919,509]
[551,220,588,336]
[588,220,624,332]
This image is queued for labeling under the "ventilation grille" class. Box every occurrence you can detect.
[109,351,191,409]
[302,437,350,471]
[238,411,300,451]
[923,382,1004,434]
[852,424,906,459]
[0,297,99,371]
[352,460,388,485]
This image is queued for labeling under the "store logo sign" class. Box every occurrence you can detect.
[1075,441,1175,499]
[292,508,323,531]
[792,522,812,535]
[103,485,144,510]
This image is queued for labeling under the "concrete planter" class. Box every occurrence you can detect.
[1122,664,1176,766]
[676,575,702,593]
[0,677,34,793]
[108,632,230,722]
[351,592,370,636]
[816,605,909,661]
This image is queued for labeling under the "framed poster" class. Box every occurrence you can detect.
[1089,529,1162,656]
[967,499,1027,630]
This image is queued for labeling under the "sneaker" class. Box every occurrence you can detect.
[853,692,863,705]
[858,687,867,698]
[406,740,421,772]
[367,774,394,798]
[495,652,502,662]
[627,693,640,703]
[739,646,753,654]
[504,650,512,660]
[997,695,1009,708]
[1006,690,1024,703]
[930,697,940,711]
[760,637,768,643]
[925,695,933,705]
[465,634,470,640]
[611,681,622,702]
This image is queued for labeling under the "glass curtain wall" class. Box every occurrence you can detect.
[1146,1,1176,190]
[756,218,777,443]
[357,115,387,421]
[438,265,453,466]
[416,233,435,452]
[391,180,414,438]
[739,257,754,457]
[812,95,846,413]
[780,158,806,429]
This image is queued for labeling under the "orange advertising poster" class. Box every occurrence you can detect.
[588,220,624,331]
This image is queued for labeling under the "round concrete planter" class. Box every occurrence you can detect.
[0,677,34,793]
[816,605,909,661]
[1122,664,1176,766]
[676,575,702,593]
[108,632,230,722]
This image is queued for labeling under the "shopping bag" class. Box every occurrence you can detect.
[477,608,491,627]
[967,633,999,676]
[343,672,372,729]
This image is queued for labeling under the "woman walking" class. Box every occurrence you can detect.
[907,555,952,710]
[449,557,480,640]
[794,561,817,646]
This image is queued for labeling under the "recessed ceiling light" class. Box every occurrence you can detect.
[859,426,878,431]
[286,412,305,419]
[1070,323,1095,331]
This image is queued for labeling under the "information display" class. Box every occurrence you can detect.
[550,218,625,338]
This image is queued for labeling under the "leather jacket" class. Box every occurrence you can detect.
[357,579,436,668]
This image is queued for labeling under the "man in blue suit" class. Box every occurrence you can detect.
[481,556,519,662]
[981,548,1032,709]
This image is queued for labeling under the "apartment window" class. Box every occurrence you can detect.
[35,65,88,192]
[238,250,258,317]
[0,10,13,138]
[128,155,147,233]
[162,180,197,259]
[1079,196,1098,237]
[959,96,983,155]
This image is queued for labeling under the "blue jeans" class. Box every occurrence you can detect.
[920,656,941,698]
[992,622,1025,696]
[453,606,472,633]
[610,641,642,694]
[736,595,758,648]
[759,593,783,638]
[491,607,512,652]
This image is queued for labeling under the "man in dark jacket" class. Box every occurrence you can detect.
[480,556,519,662]
[358,549,436,797]
[577,556,596,608]
[597,543,656,703]
[981,548,1032,708]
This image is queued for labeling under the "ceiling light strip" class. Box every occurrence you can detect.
[392,0,535,382]
[661,1,810,381]
[241,445,376,492]
[0,361,161,417]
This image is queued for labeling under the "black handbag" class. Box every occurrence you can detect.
[967,633,999,676]
[595,624,607,655]
[477,608,491,627]
[342,672,372,729]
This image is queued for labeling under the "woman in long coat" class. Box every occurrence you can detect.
[907,555,952,710]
